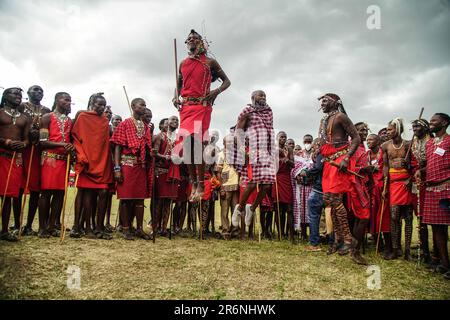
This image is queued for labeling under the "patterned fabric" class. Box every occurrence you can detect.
[425,135,450,184]
[291,155,314,229]
[110,118,151,162]
[217,151,239,191]
[232,104,276,184]
[423,134,450,225]
[349,144,371,219]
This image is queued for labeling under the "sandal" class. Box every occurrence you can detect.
[95,231,113,240]
[0,232,19,242]
[135,229,151,240]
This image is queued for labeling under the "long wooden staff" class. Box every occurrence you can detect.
[173,38,180,111]
[60,154,71,242]
[256,183,261,243]
[416,186,421,266]
[122,86,133,115]
[274,177,282,241]
[404,107,425,161]
[18,146,34,239]
[376,177,388,255]
[0,152,16,215]
[151,157,157,243]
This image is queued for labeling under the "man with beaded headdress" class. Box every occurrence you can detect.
[38,92,74,238]
[173,29,230,202]
[110,97,152,240]
[410,118,432,263]
[0,87,30,241]
[316,93,361,261]
[381,118,413,260]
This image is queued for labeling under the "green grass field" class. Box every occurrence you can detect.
[0,188,449,300]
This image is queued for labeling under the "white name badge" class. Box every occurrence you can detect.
[434,147,445,156]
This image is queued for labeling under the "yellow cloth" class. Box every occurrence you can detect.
[217,151,239,187]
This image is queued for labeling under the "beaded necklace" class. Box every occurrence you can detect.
[53,111,69,143]
[3,106,21,125]
[133,118,145,139]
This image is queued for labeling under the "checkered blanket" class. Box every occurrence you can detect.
[232,104,276,184]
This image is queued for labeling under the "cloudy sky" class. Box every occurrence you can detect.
[0,0,449,145]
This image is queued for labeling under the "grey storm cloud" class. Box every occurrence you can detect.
[0,0,449,145]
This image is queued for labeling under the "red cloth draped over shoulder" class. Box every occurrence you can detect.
[110,118,152,161]
[320,143,355,194]
[71,111,113,184]
[180,54,211,98]
[178,54,212,141]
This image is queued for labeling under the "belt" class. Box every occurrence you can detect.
[120,154,144,167]
[42,151,67,161]
[324,148,348,162]
[181,97,210,106]
[426,178,450,192]
[155,167,169,175]
[0,150,23,166]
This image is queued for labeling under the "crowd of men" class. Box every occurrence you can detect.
[0,29,448,282]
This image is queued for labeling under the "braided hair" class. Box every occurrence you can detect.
[87,92,105,110]
[51,92,70,111]
[1,87,23,108]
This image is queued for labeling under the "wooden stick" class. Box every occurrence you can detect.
[404,107,425,161]
[122,86,133,115]
[18,145,34,239]
[274,177,282,241]
[151,157,157,244]
[328,160,365,179]
[0,152,16,215]
[376,178,388,255]
[256,183,261,243]
[60,154,71,243]
[173,38,180,111]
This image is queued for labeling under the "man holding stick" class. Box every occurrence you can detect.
[38,92,73,238]
[381,118,414,260]
[317,93,360,258]
[18,85,50,236]
[0,88,30,241]
[173,29,230,202]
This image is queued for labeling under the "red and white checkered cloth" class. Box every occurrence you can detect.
[110,118,152,162]
[232,104,276,184]
[423,135,450,225]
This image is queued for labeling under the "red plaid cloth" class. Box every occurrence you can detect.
[232,104,276,184]
[110,118,151,161]
[423,135,450,225]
